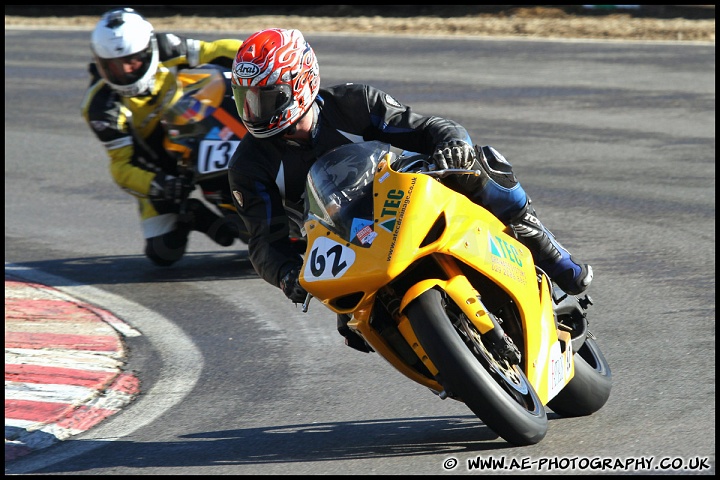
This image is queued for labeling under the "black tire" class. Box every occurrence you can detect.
[547,336,612,417]
[407,288,547,446]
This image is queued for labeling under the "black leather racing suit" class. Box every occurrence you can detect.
[227,82,472,288]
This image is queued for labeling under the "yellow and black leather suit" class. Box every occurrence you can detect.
[81,34,241,233]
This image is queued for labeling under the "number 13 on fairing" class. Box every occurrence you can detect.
[197,140,241,174]
[303,236,355,282]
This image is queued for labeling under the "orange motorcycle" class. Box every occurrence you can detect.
[162,64,250,243]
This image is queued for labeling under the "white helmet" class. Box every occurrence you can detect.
[90,8,159,97]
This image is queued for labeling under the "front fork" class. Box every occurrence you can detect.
[398,256,521,366]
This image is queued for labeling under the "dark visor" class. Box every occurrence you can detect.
[232,83,293,125]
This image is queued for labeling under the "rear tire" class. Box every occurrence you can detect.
[407,288,547,446]
[547,336,612,417]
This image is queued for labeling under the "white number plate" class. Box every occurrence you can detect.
[197,140,241,174]
[303,236,355,282]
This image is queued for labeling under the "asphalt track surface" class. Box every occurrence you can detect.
[5,26,715,475]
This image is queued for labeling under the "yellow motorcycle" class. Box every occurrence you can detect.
[299,141,611,446]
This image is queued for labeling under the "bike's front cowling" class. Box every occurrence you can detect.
[161,64,250,243]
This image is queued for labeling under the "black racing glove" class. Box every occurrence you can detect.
[149,172,194,204]
[432,140,476,170]
[279,265,308,304]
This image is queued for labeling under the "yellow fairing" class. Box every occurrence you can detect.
[530,273,575,403]
[301,157,573,403]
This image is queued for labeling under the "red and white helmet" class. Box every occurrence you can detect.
[231,28,320,138]
[90,8,159,97]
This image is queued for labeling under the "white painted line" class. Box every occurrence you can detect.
[5,348,125,370]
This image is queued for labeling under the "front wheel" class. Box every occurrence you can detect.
[407,288,547,446]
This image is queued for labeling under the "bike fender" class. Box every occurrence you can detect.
[395,314,439,377]
[399,276,496,335]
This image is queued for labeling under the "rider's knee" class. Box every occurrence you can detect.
[469,146,528,223]
[475,145,519,189]
[145,229,189,266]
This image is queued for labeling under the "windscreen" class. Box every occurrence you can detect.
[305,141,392,244]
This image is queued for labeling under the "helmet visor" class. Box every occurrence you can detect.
[232,83,293,126]
[96,42,153,86]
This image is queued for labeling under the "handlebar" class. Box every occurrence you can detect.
[423,168,484,180]
[393,155,482,180]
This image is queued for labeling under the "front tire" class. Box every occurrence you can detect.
[407,288,547,446]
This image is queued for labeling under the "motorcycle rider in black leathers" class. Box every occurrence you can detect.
[81,8,243,266]
[228,28,593,352]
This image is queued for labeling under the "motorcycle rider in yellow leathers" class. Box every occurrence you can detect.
[81,7,243,266]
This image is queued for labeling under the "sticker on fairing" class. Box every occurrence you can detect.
[303,236,356,282]
[197,139,241,174]
[351,218,377,245]
[488,231,527,285]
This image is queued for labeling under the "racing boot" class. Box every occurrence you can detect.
[508,201,593,295]
[181,199,239,247]
[460,146,592,295]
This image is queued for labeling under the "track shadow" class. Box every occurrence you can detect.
[14,416,527,473]
[6,250,259,287]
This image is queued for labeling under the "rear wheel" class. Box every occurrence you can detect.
[547,335,612,417]
[407,288,547,446]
